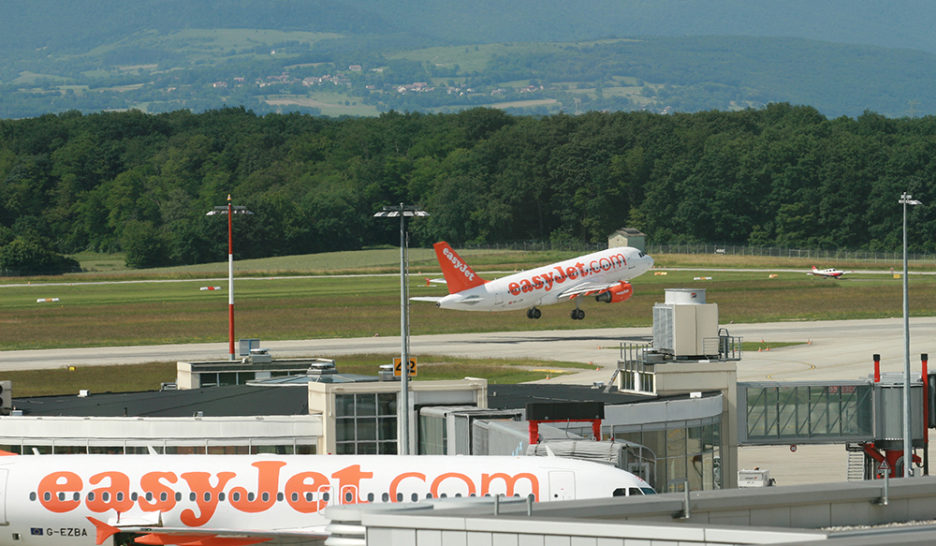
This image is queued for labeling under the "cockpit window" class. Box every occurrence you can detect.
[613,486,656,496]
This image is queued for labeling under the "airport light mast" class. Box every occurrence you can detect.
[374,203,429,455]
[900,191,921,477]
[207,195,253,361]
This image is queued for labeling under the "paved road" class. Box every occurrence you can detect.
[4,317,935,384]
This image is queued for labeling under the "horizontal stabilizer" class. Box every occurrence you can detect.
[410,296,444,303]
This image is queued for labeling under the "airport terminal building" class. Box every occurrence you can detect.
[0,290,756,492]
[4,355,727,493]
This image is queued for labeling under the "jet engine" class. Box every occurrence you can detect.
[596,281,633,303]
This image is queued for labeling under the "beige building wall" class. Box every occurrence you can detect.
[608,228,647,251]
[308,378,488,454]
[654,361,739,489]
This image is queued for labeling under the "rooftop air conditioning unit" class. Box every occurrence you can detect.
[306,360,337,375]
[248,348,272,363]
[652,289,719,358]
[378,364,398,381]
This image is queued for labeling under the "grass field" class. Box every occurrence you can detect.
[2,250,933,351]
[3,248,933,395]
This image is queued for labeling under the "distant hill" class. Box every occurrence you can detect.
[6,0,936,53]
[353,0,936,54]
[0,0,395,52]
[3,1,936,118]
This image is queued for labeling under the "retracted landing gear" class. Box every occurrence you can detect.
[526,307,542,319]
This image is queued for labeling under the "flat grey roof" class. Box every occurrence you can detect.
[14,384,309,417]
[14,382,714,418]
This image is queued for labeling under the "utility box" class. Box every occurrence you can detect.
[738,469,773,487]
[239,338,261,357]
[653,289,719,358]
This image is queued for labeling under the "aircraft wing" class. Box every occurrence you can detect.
[412,293,487,305]
[89,516,329,545]
[557,281,622,300]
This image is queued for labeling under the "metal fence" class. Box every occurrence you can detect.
[462,240,935,265]
[646,243,935,265]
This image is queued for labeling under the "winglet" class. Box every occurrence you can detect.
[433,242,486,294]
[87,516,120,545]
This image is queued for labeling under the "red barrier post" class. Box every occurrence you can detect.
[923,353,929,475]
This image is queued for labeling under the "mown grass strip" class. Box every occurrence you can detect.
[2,269,932,350]
[7,355,591,397]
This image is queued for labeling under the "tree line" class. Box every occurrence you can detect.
[1,104,935,273]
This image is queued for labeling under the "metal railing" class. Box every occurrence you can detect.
[457,240,936,265]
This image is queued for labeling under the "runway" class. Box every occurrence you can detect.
[4,317,935,384]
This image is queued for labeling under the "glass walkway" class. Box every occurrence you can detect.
[739,382,875,445]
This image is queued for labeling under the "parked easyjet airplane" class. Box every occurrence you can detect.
[1,453,652,545]
[414,242,654,319]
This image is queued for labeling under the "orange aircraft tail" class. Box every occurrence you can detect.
[433,241,486,294]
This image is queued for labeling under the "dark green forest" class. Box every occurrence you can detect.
[1,104,935,273]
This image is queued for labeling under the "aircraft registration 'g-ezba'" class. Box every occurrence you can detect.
[2,453,653,545]
[413,241,654,319]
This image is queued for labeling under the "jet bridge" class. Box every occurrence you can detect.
[739,381,877,445]
[739,375,927,478]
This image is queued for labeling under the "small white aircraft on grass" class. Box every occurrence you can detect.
[413,241,654,320]
[2,453,652,545]
[809,266,846,279]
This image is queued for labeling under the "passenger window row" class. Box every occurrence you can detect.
[32,490,530,503]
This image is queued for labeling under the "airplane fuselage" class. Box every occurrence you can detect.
[436,247,653,311]
[2,454,652,545]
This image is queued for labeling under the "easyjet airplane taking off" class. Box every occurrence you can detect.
[413,241,654,319]
[1,453,652,545]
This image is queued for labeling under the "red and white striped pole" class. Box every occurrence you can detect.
[207,195,252,361]
[227,195,235,360]
[923,353,929,475]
